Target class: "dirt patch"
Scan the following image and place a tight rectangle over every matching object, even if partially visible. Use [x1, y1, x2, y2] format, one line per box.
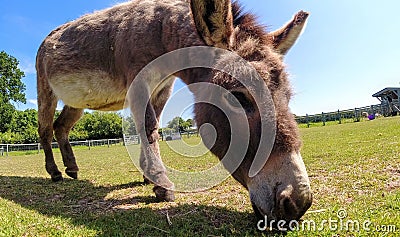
[385, 166, 400, 191]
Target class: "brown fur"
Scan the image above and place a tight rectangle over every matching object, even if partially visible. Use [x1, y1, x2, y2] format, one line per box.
[36, 0, 311, 222]
[268, 10, 309, 55]
[210, 2, 302, 154]
[190, 0, 235, 48]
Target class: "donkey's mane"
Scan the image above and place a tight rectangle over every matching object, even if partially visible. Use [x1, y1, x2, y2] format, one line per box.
[231, 1, 268, 45]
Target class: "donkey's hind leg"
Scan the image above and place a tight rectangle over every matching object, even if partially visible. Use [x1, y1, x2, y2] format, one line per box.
[38, 80, 62, 181]
[53, 106, 83, 179]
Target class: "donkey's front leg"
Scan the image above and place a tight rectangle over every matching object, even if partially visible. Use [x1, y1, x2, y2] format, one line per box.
[140, 140, 175, 201]
[138, 104, 175, 202]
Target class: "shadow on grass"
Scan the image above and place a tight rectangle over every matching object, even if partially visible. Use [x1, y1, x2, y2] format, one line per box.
[0, 176, 285, 237]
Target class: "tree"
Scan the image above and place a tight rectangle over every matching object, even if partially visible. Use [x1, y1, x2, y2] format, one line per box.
[166, 117, 194, 133]
[9, 109, 38, 133]
[0, 51, 26, 133]
[73, 112, 123, 140]
[12, 109, 39, 143]
[0, 109, 39, 144]
[122, 115, 137, 135]
[167, 116, 185, 132]
[0, 101, 14, 133]
[184, 118, 194, 128]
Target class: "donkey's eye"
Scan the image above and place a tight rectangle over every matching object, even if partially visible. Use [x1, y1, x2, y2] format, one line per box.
[226, 91, 255, 113]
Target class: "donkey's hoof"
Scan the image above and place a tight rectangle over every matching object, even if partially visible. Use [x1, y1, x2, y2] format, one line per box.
[66, 171, 78, 179]
[51, 175, 64, 182]
[153, 186, 175, 202]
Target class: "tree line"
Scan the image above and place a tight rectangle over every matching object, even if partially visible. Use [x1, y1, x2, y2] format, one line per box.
[0, 109, 124, 144]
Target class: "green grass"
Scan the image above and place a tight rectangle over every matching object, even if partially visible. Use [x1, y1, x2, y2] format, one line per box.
[0, 117, 399, 236]
[298, 118, 368, 128]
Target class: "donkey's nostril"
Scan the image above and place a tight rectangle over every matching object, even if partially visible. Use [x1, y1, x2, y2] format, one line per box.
[276, 185, 313, 221]
[278, 195, 299, 220]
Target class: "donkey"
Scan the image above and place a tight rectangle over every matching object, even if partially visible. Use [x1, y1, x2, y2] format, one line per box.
[36, 0, 312, 222]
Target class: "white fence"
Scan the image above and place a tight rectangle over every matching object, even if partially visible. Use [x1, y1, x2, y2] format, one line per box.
[0, 138, 123, 156]
[123, 134, 140, 145]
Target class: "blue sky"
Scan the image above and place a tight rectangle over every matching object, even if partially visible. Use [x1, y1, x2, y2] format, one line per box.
[1, 0, 400, 123]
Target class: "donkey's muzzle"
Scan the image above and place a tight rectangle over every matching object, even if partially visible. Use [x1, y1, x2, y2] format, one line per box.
[251, 183, 312, 225]
[275, 183, 312, 221]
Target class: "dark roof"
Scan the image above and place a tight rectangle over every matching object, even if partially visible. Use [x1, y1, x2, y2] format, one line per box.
[372, 87, 400, 98]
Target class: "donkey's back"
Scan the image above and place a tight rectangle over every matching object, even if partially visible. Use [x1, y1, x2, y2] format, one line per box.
[37, 0, 202, 111]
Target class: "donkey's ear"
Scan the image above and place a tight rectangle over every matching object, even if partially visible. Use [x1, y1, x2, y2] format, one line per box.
[269, 11, 309, 55]
[190, 0, 235, 49]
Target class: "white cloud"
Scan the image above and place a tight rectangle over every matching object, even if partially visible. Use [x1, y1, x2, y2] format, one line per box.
[19, 60, 36, 75]
[28, 99, 38, 106]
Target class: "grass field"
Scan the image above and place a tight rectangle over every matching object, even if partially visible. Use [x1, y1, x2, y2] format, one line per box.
[0, 117, 399, 236]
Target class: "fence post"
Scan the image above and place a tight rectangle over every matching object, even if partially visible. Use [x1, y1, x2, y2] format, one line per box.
[6, 144, 9, 157]
[88, 140, 91, 150]
[38, 143, 40, 154]
[107, 139, 110, 148]
[354, 108, 360, 122]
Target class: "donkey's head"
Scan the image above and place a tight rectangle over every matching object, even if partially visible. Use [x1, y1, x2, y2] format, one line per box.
[190, 0, 312, 222]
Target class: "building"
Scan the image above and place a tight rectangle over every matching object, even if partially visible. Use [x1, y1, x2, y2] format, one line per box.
[372, 87, 400, 116]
